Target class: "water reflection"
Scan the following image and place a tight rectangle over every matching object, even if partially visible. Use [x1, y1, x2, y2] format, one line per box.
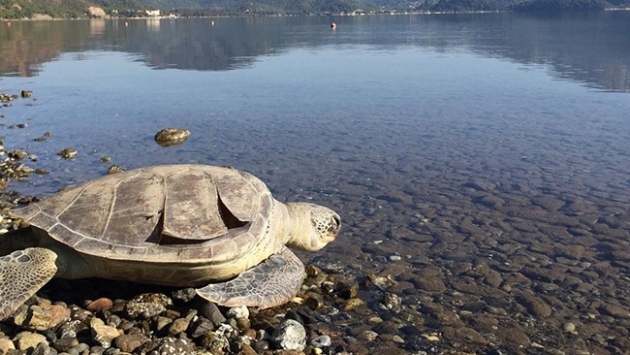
[0, 13, 629, 91]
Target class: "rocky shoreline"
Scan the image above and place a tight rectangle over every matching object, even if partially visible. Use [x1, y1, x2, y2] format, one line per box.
[1, 90, 630, 355]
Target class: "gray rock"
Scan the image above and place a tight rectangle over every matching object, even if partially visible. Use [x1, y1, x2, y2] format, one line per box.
[599, 303, 630, 319]
[226, 305, 249, 319]
[57, 147, 77, 159]
[357, 330, 379, 342]
[442, 326, 488, 346]
[172, 288, 197, 303]
[310, 335, 332, 348]
[190, 317, 215, 338]
[271, 319, 306, 351]
[52, 337, 78, 352]
[196, 301, 226, 326]
[30, 342, 52, 355]
[379, 293, 402, 313]
[516, 292, 552, 318]
[154, 128, 190, 147]
[8, 150, 28, 160]
[125, 293, 172, 319]
[59, 320, 88, 339]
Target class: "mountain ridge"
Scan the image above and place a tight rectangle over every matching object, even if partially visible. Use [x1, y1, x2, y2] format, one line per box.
[1, 0, 628, 20]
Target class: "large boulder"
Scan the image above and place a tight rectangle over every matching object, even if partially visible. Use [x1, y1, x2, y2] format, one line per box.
[88, 6, 107, 18]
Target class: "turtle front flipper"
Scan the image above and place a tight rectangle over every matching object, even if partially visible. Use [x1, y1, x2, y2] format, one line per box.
[196, 248, 305, 309]
[0, 248, 58, 321]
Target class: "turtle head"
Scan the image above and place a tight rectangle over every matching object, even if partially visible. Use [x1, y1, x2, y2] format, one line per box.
[284, 203, 340, 251]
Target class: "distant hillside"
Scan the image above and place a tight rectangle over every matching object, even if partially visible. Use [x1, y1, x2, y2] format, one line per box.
[1, 0, 627, 19]
[0, 0, 367, 18]
[511, 0, 608, 11]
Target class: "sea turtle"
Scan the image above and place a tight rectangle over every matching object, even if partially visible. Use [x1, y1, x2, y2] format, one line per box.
[0, 164, 340, 321]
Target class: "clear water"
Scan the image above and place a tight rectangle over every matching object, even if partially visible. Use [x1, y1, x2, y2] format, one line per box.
[1, 13, 630, 266]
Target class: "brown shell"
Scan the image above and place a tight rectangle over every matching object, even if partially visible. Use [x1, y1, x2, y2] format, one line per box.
[11, 165, 274, 263]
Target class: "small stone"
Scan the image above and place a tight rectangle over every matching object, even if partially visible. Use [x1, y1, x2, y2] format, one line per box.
[305, 265, 321, 277]
[252, 340, 270, 352]
[57, 148, 77, 159]
[14, 304, 70, 331]
[235, 317, 251, 332]
[517, 292, 552, 318]
[310, 335, 332, 348]
[86, 298, 114, 313]
[368, 316, 383, 324]
[226, 305, 249, 319]
[305, 293, 325, 310]
[8, 150, 28, 160]
[239, 343, 258, 355]
[357, 330, 379, 342]
[99, 156, 112, 163]
[0, 337, 16, 353]
[157, 337, 193, 354]
[336, 281, 359, 299]
[196, 301, 226, 326]
[190, 317, 215, 338]
[53, 337, 79, 352]
[271, 319, 306, 351]
[13, 332, 47, 351]
[114, 333, 150, 353]
[202, 325, 231, 353]
[343, 298, 364, 311]
[599, 303, 630, 319]
[392, 335, 405, 343]
[125, 293, 172, 319]
[442, 326, 487, 345]
[21, 90, 32, 98]
[172, 288, 197, 303]
[168, 318, 190, 336]
[379, 293, 402, 313]
[563, 322, 577, 334]
[389, 255, 402, 261]
[90, 318, 121, 348]
[367, 274, 397, 290]
[107, 165, 124, 174]
[155, 128, 190, 147]
[422, 333, 441, 342]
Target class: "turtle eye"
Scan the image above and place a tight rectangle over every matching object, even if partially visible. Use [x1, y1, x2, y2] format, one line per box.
[330, 215, 340, 231]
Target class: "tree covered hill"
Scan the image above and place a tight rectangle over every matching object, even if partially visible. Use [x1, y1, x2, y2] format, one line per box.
[0, 0, 628, 19]
[0, 0, 369, 18]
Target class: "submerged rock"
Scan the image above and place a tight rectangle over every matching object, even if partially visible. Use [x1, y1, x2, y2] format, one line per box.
[154, 128, 190, 147]
[57, 148, 77, 159]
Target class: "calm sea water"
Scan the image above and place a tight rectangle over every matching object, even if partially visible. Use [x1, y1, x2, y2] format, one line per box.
[0, 13, 629, 264]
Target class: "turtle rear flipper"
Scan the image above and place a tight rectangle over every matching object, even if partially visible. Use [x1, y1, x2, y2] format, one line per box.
[0, 248, 58, 320]
[196, 248, 305, 309]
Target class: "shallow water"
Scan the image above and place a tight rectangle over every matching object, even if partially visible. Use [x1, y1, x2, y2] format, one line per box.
[1, 13, 630, 352]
